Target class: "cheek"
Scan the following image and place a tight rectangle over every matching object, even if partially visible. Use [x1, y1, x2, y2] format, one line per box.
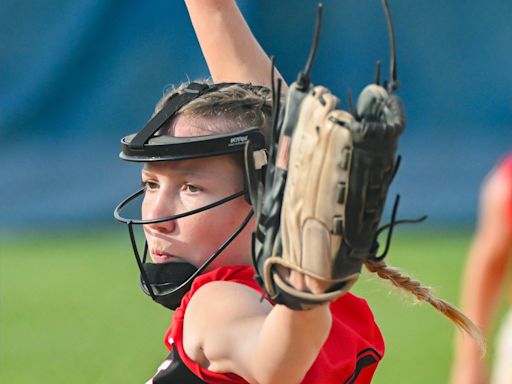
[141, 196, 149, 220]
[209, 200, 251, 235]
[188, 211, 226, 237]
[186, 201, 248, 239]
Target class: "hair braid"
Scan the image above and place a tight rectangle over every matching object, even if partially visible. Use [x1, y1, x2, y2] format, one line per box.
[364, 258, 485, 351]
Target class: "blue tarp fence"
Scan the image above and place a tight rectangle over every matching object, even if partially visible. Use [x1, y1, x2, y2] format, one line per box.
[1, 0, 511, 228]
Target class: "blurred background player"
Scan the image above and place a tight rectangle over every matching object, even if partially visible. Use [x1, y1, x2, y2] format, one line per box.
[451, 154, 512, 384]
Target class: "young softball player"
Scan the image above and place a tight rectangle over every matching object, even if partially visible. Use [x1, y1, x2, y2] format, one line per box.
[451, 154, 512, 384]
[114, 1, 482, 383]
[116, 80, 386, 383]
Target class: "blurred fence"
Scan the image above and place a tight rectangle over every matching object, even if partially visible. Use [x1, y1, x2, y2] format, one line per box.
[1, 0, 511, 229]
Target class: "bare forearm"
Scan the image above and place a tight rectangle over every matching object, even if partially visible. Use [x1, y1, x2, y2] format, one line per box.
[459, 252, 506, 361]
[185, 0, 286, 87]
[250, 304, 332, 384]
[451, 171, 512, 384]
[460, 238, 508, 332]
[451, 237, 509, 384]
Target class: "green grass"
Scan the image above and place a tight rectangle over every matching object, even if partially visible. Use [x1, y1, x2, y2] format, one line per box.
[352, 229, 474, 383]
[0, 229, 171, 383]
[0, 227, 489, 383]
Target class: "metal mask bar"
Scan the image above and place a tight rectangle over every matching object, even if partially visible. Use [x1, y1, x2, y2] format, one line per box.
[114, 189, 246, 225]
[153, 209, 255, 290]
[127, 209, 254, 300]
[128, 221, 156, 300]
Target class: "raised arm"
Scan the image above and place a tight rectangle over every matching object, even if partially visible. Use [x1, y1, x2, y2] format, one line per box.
[451, 166, 512, 384]
[184, 0, 286, 88]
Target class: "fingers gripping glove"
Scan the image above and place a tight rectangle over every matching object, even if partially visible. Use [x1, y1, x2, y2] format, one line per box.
[249, 81, 405, 310]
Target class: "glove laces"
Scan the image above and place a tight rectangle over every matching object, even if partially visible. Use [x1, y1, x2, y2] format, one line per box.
[369, 194, 427, 261]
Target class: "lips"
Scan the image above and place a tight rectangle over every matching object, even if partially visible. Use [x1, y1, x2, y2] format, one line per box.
[152, 250, 179, 264]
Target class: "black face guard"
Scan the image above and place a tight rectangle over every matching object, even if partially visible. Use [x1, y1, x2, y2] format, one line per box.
[114, 82, 268, 310]
[121, 82, 267, 162]
[114, 189, 254, 310]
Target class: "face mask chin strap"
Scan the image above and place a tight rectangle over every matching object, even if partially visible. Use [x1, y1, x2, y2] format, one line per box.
[127, 221, 157, 300]
[118, 189, 254, 302]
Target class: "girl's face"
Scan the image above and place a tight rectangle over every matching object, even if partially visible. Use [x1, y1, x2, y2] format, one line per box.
[141, 155, 254, 270]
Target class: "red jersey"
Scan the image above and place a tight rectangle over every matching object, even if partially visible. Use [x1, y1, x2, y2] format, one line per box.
[151, 265, 384, 383]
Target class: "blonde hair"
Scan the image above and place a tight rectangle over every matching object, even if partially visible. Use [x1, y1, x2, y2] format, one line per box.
[154, 81, 273, 142]
[364, 258, 485, 351]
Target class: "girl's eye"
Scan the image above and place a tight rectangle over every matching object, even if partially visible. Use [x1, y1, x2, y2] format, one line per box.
[141, 180, 159, 191]
[183, 183, 200, 193]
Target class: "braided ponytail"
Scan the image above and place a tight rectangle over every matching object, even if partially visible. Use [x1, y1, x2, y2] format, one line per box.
[364, 258, 485, 351]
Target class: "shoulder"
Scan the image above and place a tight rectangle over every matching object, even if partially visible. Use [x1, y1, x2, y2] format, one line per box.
[482, 154, 512, 201]
[188, 279, 272, 318]
[183, 265, 271, 328]
[480, 158, 512, 227]
[496, 154, 512, 176]
[181, 265, 272, 369]
[483, 158, 512, 203]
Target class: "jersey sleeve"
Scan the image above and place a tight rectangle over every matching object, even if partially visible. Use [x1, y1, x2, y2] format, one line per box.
[302, 293, 385, 384]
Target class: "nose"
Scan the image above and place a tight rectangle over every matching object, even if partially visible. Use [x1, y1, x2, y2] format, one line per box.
[142, 192, 177, 234]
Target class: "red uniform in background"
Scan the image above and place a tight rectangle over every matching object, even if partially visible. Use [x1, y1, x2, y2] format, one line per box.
[150, 265, 384, 384]
[497, 154, 512, 235]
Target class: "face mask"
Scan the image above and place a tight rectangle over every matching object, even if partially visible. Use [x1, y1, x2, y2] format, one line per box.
[115, 82, 268, 310]
[115, 187, 254, 310]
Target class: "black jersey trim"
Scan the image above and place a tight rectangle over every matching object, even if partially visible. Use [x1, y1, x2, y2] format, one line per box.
[152, 348, 206, 384]
[356, 347, 382, 360]
[342, 348, 382, 384]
